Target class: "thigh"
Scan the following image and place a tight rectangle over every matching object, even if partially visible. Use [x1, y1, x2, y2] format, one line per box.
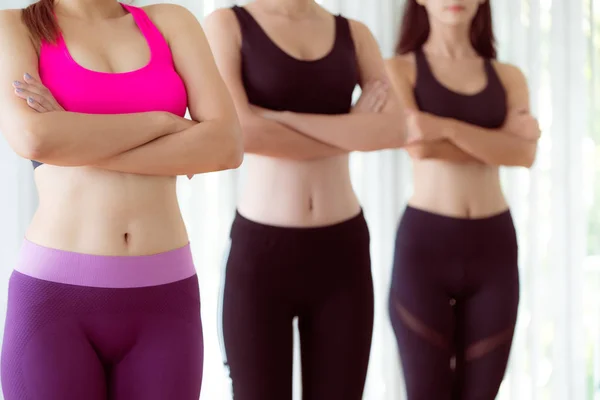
[457, 261, 519, 400]
[389, 243, 456, 400]
[220, 236, 295, 400]
[110, 276, 204, 400]
[1, 273, 106, 400]
[110, 315, 203, 400]
[298, 242, 373, 400]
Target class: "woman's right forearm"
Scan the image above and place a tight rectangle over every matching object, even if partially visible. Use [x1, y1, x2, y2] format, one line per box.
[242, 114, 347, 160]
[406, 140, 485, 163]
[25, 111, 178, 166]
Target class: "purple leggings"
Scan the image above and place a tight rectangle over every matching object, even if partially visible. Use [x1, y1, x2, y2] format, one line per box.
[1, 241, 203, 400]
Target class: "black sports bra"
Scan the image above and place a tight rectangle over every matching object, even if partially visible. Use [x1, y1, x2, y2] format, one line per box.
[231, 6, 359, 115]
[413, 48, 507, 128]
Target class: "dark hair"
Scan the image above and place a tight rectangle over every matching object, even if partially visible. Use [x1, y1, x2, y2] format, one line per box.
[22, 0, 60, 44]
[395, 0, 497, 59]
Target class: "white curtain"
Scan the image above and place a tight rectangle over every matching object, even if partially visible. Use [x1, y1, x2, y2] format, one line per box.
[0, 1, 597, 399]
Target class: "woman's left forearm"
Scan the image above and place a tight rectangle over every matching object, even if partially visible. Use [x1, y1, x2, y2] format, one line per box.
[443, 118, 537, 168]
[273, 111, 406, 152]
[94, 119, 243, 176]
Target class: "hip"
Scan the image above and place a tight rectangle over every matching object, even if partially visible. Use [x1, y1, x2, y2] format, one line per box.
[225, 210, 372, 297]
[391, 206, 519, 291]
[14, 239, 196, 288]
[394, 206, 518, 263]
[410, 162, 507, 218]
[228, 210, 370, 270]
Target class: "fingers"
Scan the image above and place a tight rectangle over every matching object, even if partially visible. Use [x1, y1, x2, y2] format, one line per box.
[14, 88, 52, 112]
[358, 80, 389, 112]
[26, 96, 48, 113]
[370, 81, 389, 112]
[14, 73, 46, 96]
[23, 72, 37, 84]
[13, 73, 64, 111]
[354, 82, 373, 109]
[361, 83, 378, 110]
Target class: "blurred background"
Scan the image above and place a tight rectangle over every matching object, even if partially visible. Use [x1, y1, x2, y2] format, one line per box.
[0, 0, 598, 399]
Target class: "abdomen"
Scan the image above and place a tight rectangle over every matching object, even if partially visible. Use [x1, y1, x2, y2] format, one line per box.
[27, 166, 188, 255]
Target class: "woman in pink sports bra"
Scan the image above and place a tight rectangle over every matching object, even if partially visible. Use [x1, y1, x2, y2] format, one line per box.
[0, 0, 242, 399]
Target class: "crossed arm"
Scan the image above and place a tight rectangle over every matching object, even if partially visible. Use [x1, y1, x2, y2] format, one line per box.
[0, 5, 243, 176]
[385, 55, 539, 168]
[204, 8, 348, 161]
[204, 10, 406, 159]
[257, 20, 406, 152]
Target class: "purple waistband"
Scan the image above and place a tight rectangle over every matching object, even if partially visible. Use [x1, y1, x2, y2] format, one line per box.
[15, 240, 196, 288]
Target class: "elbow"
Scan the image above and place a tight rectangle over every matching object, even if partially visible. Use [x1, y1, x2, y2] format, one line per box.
[501, 152, 536, 168]
[9, 118, 50, 161]
[184, 117, 244, 174]
[406, 145, 431, 160]
[515, 145, 538, 168]
[375, 114, 408, 151]
[219, 118, 245, 170]
[228, 133, 244, 169]
[238, 117, 263, 155]
[520, 155, 536, 169]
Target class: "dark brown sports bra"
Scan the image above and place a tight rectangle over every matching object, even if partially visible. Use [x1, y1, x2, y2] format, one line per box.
[413, 48, 507, 128]
[231, 6, 359, 115]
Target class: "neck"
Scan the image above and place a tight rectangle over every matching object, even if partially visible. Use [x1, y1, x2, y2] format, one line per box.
[425, 21, 476, 58]
[257, 0, 316, 17]
[54, 0, 124, 19]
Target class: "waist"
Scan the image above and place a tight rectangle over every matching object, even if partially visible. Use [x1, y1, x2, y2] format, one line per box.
[238, 155, 360, 226]
[231, 209, 368, 242]
[410, 161, 507, 218]
[396, 206, 517, 257]
[15, 239, 196, 288]
[30, 168, 187, 254]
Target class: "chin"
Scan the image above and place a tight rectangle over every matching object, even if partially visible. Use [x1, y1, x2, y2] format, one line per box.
[440, 15, 473, 26]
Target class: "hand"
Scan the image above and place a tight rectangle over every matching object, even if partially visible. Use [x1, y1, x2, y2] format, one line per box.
[504, 108, 541, 140]
[13, 73, 64, 112]
[352, 80, 389, 114]
[404, 108, 446, 144]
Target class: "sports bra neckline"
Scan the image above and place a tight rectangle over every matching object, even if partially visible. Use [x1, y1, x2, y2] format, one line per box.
[234, 5, 340, 64]
[415, 48, 493, 98]
[51, 3, 154, 76]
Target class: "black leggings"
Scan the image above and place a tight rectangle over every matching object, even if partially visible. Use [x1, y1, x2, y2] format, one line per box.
[389, 206, 519, 400]
[220, 211, 373, 400]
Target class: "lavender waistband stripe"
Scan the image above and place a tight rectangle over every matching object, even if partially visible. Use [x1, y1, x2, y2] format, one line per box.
[15, 240, 196, 288]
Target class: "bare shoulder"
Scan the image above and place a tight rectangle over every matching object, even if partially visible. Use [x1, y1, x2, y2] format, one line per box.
[0, 9, 36, 54]
[0, 8, 23, 22]
[386, 53, 416, 85]
[347, 18, 377, 47]
[0, 9, 28, 37]
[204, 6, 237, 26]
[143, 3, 194, 21]
[203, 7, 241, 43]
[492, 61, 528, 90]
[142, 4, 200, 40]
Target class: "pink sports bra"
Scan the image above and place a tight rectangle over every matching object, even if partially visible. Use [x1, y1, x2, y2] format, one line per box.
[34, 4, 187, 168]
